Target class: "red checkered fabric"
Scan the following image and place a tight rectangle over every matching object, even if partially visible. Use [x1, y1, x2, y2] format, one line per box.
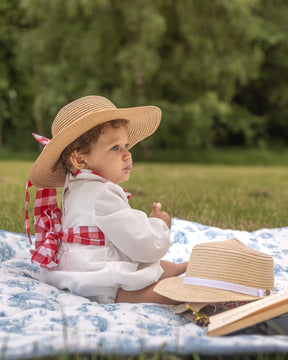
[32, 133, 51, 146]
[25, 180, 105, 269]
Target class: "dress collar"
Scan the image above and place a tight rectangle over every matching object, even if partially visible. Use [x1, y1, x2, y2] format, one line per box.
[65, 169, 131, 199]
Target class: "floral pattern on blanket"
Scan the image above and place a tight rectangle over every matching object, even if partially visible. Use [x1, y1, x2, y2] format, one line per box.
[0, 219, 287, 359]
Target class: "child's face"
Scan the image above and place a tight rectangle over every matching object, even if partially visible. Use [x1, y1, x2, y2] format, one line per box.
[80, 124, 132, 184]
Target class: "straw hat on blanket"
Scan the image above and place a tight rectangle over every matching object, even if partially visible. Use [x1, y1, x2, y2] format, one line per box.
[29, 95, 161, 188]
[154, 238, 275, 305]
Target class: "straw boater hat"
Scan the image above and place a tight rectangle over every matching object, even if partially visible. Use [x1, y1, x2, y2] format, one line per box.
[154, 238, 275, 303]
[29, 95, 161, 188]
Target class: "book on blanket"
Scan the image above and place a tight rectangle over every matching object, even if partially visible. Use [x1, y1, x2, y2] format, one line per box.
[206, 290, 288, 336]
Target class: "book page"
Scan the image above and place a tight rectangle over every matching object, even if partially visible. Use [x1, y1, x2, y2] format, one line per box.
[207, 291, 288, 334]
[207, 302, 288, 336]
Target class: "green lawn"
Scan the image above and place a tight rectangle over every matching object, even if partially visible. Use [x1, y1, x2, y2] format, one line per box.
[1, 160, 288, 234]
[127, 163, 288, 232]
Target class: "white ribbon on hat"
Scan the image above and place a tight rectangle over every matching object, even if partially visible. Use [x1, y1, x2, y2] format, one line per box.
[183, 276, 274, 297]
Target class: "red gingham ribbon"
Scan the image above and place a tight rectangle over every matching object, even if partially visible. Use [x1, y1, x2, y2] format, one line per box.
[32, 133, 51, 146]
[25, 181, 105, 269]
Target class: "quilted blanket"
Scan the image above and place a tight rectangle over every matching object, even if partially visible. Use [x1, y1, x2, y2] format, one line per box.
[0, 218, 287, 359]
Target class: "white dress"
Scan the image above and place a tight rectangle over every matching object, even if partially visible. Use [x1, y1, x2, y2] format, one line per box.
[40, 170, 170, 303]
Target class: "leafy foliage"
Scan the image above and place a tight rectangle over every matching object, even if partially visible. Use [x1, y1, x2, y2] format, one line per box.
[1, 0, 288, 155]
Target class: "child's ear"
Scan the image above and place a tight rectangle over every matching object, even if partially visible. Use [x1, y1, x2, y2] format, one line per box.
[70, 150, 87, 170]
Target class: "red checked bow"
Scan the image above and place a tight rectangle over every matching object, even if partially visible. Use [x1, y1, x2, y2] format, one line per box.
[25, 183, 106, 269]
[31, 187, 62, 268]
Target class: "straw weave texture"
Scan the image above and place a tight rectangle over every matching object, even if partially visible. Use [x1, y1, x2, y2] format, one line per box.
[154, 238, 274, 303]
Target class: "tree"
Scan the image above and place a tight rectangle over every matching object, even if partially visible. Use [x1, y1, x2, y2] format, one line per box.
[2, 0, 288, 154]
[151, 0, 266, 149]
[0, 0, 28, 149]
[16, 0, 164, 138]
[234, 0, 288, 147]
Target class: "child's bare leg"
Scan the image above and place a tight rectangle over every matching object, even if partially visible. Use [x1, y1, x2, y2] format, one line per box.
[115, 261, 187, 304]
[116, 282, 180, 304]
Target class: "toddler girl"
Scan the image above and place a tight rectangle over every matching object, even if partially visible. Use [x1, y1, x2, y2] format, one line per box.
[26, 95, 186, 304]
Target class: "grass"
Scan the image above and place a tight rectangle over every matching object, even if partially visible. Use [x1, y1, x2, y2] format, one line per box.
[1, 159, 288, 360]
[0, 160, 32, 233]
[127, 163, 288, 231]
[1, 160, 288, 234]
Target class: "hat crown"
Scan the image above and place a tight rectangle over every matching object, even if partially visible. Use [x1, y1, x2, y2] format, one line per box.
[186, 238, 274, 289]
[52, 96, 117, 138]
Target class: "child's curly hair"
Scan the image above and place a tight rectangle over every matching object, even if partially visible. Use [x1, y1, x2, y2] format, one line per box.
[59, 119, 128, 173]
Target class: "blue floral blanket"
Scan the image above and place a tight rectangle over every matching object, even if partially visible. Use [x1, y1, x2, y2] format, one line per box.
[1, 218, 287, 359]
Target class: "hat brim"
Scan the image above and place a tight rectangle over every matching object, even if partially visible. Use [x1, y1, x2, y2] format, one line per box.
[29, 105, 161, 188]
[154, 277, 264, 303]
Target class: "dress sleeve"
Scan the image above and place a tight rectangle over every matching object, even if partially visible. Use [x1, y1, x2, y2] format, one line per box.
[92, 182, 170, 262]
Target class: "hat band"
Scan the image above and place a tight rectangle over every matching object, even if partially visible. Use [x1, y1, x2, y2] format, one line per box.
[183, 276, 274, 297]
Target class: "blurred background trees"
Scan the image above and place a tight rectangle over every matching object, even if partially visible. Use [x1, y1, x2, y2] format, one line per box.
[1, 0, 288, 157]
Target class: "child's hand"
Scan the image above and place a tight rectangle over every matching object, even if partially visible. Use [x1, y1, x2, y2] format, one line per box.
[149, 202, 171, 229]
